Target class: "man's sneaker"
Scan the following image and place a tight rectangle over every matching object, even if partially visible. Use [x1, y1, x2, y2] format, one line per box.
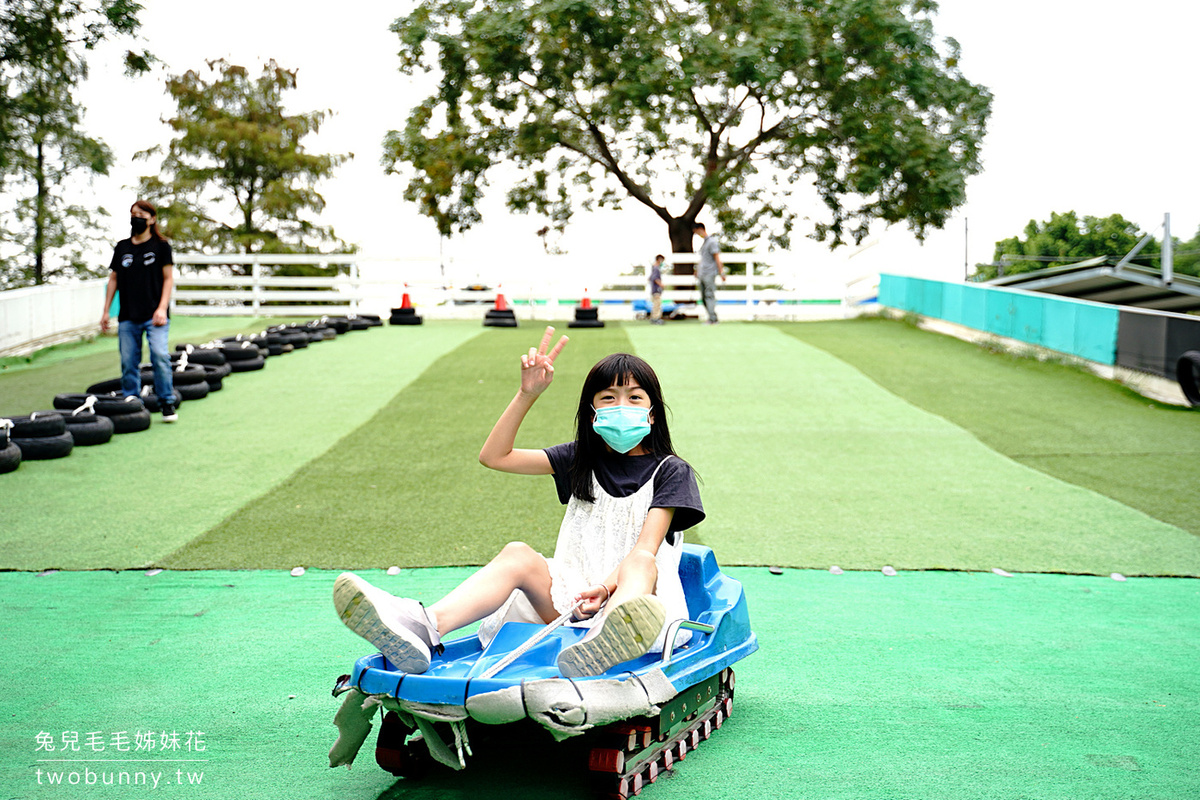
[160, 402, 178, 423]
[557, 595, 666, 678]
[333, 573, 443, 673]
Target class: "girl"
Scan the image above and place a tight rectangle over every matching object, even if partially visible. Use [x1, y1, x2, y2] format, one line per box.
[334, 326, 704, 678]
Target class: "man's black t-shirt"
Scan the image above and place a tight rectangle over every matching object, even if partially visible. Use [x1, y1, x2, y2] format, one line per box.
[109, 237, 173, 323]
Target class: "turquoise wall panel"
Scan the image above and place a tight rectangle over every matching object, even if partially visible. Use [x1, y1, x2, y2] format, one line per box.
[879, 274, 1118, 365]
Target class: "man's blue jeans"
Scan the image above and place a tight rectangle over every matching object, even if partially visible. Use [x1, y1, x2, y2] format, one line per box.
[118, 319, 175, 404]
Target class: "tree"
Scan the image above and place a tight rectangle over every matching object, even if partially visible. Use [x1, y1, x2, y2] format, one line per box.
[383, 0, 991, 266]
[1172, 226, 1200, 279]
[137, 59, 352, 275]
[0, 0, 152, 289]
[975, 211, 1162, 281]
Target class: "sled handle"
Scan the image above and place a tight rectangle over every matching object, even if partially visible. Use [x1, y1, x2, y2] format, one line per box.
[659, 620, 716, 667]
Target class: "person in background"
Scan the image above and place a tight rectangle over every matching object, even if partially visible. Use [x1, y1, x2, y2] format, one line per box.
[648, 253, 665, 325]
[692, 222, 725, 325]
[100, 200, 178, 422]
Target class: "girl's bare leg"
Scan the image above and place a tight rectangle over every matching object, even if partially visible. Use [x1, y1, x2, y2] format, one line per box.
[428, 542, 558, 635]
[604, 549, 658, 613]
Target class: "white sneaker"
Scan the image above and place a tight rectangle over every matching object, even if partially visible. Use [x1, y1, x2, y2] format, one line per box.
[333, 573, 442, 673]
[557, 596, 666, 678]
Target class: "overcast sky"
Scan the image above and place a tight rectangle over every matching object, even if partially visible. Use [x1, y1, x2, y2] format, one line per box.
[74, 0, 1200, 291]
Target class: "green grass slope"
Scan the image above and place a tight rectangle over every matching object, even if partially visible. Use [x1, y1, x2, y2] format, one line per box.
[0, 322, 482, 569]
[781, 316, 1200, 537]
[164, 324, 631, 569]
[627, 323, 1200, 575]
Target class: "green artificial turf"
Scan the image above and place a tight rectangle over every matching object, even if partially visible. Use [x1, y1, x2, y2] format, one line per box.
[164, 323, 632, 569]
[779, 316, 1200, 537]
[627, 323, 1200, 576]
[3, 567, 1196, 800]
[4, 319, 1199, 576]
[0, 322, 483, 569]
[0, 316, 302, 417]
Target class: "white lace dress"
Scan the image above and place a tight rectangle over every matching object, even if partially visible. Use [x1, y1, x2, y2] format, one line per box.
[478, 456, 689, 653]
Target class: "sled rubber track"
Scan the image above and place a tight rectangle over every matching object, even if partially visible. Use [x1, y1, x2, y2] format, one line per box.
[587, 668, 736, 799]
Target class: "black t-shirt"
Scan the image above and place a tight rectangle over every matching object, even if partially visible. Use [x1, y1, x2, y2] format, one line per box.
[109, 237, 174, 323]
[544, 442, 705, 542]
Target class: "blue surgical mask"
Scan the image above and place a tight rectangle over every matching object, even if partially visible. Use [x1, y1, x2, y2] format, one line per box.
[592, 405, 652, 453]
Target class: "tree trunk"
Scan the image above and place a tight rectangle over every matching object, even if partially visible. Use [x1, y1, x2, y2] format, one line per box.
[668, 217, 696, 276]
[34, 140, 46, 284]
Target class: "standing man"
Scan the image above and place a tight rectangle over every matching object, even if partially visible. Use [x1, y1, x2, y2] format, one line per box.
[100, 200, 178, 422]
[692, 222, 725, 325]
[648, 253, 665, 325]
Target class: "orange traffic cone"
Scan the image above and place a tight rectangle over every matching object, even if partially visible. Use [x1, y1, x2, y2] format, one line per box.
[484, 286, 518, 327]
[570, 287, 604, 328]
[390, 284, 423, 325]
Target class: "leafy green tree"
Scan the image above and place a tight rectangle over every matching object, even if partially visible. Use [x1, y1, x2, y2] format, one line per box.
[137, 59, 352, 275]
[976, 211, 1162, 281]
[384, 0, 991, 267]
[1172, 226, 1200, 279]
[0, 0, 151, 289]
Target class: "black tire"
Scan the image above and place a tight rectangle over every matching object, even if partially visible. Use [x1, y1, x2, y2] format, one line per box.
[62, 414, 115, 446]
[171, 364, 209, 386]
[0, 442, 20, 473]
[173, 346, 227, 366]
[86, 377, 124, 395]
[140, 364, 207, 386]
[347, 318, 372, 331]
[390, 314, 424, 325]
[177, 381, 210, 401]
[1178, 351, 1200, 408]
[574, 307, 600, 321]
[14, 431, 74, 460]
[111, 408, 151, 433]
[56, 393, 146, 416]
[11, 412, 67, 438]
[228, 354, 266, 372]
[568, 319, 606, 328]
[196, 364, 227, 390]
[306, 323, 336, 339]
[322, 317, 351, 334]
[220, 342, 262, 361]
[221, 334, 268, 347]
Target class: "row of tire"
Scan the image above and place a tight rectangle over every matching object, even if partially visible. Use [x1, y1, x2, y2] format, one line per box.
[0, 314, 383, 474]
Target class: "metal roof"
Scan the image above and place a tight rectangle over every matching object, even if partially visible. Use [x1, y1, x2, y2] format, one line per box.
[986, 257, 1200, 313]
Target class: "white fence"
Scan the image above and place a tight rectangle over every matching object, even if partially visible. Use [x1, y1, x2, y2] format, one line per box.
[0, 278, 108, 357]
[171, 253, 872, 322]
[0, 254, 880, 356]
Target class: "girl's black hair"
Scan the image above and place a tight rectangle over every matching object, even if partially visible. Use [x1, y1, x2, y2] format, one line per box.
[131, 199, 168, 241]
[569, 353, 677, 503]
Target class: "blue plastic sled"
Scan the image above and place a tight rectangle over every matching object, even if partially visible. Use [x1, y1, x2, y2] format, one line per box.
[330, 544, 757, 795]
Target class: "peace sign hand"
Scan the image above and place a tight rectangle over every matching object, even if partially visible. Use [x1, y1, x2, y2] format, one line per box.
[520, 326, 569, 397]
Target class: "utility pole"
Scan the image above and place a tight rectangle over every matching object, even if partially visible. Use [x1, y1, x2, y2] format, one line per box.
[1163, 212, 1174, 284]
[964, 217, 970, 280]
